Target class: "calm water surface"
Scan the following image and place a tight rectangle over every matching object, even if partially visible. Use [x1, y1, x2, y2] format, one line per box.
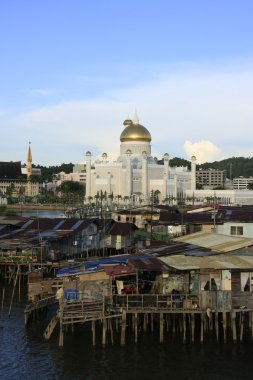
[1, 285, 253, 380]
[19, 210, 64, 218]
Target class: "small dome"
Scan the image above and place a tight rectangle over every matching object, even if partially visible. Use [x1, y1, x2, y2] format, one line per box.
[123, 118, 132, 126]
[120, 119, 151, 142]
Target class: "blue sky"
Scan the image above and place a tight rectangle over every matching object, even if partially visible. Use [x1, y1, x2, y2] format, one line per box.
[1, 0, 253, 165]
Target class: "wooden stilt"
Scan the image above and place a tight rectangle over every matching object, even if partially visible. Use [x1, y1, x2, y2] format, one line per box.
[222, 312, 227, 343]
[131, 314, 135, 330]
[240, 312, 244, 342]
[102, 318, 107, 347]
[143, 313, 148, 332]
[191, 313, 195, 343]
[92, 320, 96, 346]
[120, 311, 126, 346]
[172, 314, 176, 338]
[166, 314, 169, 332]
[200, 313, 204, 344]
[183, 313, 186, 344]
[159, 313, 164, 343]
[18, 266, 21, 303]
[232, 311, 237, 343]
[251, 311, 253, 340]
[134, 313, 138, 343]
[59, 324, 64, 347]
[109, 319, 114, 345]
[215, 312, 219, 342]
[209, 312, 213, 331]
[151, 313, 154, 333]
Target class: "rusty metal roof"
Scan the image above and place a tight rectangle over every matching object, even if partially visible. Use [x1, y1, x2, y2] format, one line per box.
[108, 222, 137, 236]
[128, 256, 170, 272]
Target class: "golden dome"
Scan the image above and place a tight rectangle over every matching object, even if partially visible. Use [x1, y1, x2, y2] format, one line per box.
[120, 119, 151, 143]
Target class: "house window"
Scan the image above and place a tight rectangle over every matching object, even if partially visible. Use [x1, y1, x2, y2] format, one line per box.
[231, 226, 243, 236]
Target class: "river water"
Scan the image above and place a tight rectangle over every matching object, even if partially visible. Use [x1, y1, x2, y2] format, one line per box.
[1, 284, 253, 380]
[18, 210, 65, 218]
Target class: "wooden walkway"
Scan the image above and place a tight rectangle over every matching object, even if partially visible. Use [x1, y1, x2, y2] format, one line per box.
[24, 293, 253, 347]
[24, 296, 57, 325]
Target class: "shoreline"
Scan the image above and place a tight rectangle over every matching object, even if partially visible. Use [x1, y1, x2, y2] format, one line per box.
[6, 204, 65, 211]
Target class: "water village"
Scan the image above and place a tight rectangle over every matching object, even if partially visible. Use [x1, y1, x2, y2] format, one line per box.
[1, 203, 253, 347]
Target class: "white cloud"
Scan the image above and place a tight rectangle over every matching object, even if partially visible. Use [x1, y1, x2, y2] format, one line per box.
[183, 140, 221, 164]
[23, 88, 55, 97]
[1, 60, 253, 165]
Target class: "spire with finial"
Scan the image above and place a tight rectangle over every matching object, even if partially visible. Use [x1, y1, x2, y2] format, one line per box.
[27, 142, 32, 180]
[27, 141, 32, 163]
[133, 109, 139, 125]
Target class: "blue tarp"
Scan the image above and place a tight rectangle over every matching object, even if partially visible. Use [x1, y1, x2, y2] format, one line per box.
[56, 255, 149, 277]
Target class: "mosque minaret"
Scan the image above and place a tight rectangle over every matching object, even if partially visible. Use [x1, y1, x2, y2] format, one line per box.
[85, 112, 196, 204]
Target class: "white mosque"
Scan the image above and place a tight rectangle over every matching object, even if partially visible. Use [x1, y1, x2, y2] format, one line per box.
[85, 112, 197, 205]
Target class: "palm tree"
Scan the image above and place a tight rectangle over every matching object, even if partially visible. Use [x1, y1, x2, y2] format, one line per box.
[123, 196, 130, 205]
[87, 196, 93, 204]
[116, 195, 122, 206]
[108, 192, 114, 204]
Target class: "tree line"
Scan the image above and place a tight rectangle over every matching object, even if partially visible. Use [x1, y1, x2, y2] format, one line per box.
[158, 156, 253, 179]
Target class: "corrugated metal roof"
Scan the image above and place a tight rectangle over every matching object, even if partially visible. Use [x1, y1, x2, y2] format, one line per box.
[174, 231, 253, 252]
[128, 257, 170, 272]
[108, 222, 137, 236]
[159, 254, 253, 270]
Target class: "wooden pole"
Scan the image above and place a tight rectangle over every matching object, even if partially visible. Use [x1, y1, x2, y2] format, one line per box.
[109, 318, 114, 345]
[120, 311, 126, 346]
[0, 287, 5, 328]
[102, 318, 107, 347]
[143, 313, 148, 332]
[191, 313, 195, 343]
[232, 311, 237, 343]
[251, 311, 253, 341]
[18, 266, 21, 303]
[151, 313, 154, 333]
[92, 320, 96, 346]
[222, 312, 227, 343]
[159, 313, 164, 343]
[215, 312, 219, 342]
[59, 324, 64, 347]
[183, 313, 186, 344]
[59, 300, 64, 347]
[240, 312, 244, 342]
[134, 313, 138, 343]
[200, 313, 204, 344]
[8, 268, 19, 318]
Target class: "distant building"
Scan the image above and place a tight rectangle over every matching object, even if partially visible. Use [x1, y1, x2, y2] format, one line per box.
[233, 177, 253, 190]
[52, 171, 86, 186]
[196, 169, 226, 189]
[0, 144, 42, 202]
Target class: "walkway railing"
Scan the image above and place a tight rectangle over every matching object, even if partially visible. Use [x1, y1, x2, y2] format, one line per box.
[112, 294, 200, 312]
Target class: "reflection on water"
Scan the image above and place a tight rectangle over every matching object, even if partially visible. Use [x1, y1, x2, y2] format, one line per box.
[1, 285, 253, 380]
[18, 210, 65, 218]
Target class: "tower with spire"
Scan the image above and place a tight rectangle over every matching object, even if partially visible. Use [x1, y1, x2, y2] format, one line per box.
[27, 142, 32, 197]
